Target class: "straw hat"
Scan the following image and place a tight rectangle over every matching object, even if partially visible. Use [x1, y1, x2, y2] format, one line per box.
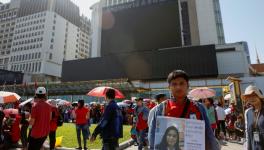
[242, 85, 264, 100]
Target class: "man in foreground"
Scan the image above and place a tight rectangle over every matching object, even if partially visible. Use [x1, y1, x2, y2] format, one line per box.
[148, 70, 219, 150]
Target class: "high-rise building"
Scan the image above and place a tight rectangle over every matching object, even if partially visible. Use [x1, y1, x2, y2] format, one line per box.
[0, 0, 20, 70]
[78, 15, 91, 59]
[90, 0, 226, 57]
[1, 0, 91, 82]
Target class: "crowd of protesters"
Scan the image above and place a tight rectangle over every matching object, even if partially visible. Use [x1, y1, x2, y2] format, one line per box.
[0, 70, 263, 150]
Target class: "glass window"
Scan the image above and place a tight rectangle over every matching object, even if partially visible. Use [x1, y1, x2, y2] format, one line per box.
[38, 62, 41, 72]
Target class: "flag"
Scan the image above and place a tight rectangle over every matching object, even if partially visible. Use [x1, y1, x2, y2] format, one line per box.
[34, 80, 38, 90]
[2, 81, 6, 91]
[46, 80, 49, 98]
[13, 79, 16, 92]
[23, 82, 27, 96]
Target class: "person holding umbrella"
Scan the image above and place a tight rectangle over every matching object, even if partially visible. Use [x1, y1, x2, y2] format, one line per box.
[90, 88, 123, 150]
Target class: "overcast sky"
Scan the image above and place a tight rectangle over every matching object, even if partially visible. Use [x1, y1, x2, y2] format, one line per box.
[1, 0, 263, 64]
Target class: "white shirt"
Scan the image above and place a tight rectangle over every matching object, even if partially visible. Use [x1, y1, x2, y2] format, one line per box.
[215, 106, 226, 121]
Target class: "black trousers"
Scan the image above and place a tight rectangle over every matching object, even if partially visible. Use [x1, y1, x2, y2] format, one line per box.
[28, 136, 47, 150]
[102, 138, 119, 150]
[217, 120, 226, 136]
[20, 125, 28, 148]
[49, 131, 56, 150]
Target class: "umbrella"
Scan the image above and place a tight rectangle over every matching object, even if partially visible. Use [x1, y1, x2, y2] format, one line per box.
[56, 99, 71, 106]
[224, 94, 231, 100]
[3, 108, 19, 117]
[117, 102, 130, 107]
[189, 88, 216, 100]
[123, 100, 132, 104]
[225, 108, 231, 115]
[72, 101, 78, 107]
[19, 98, 34, 107]
[87, 86, 125, 99]
[0, 91, 21, 104]
[143, 99, 151, 103]
[89, 102, 97, 105]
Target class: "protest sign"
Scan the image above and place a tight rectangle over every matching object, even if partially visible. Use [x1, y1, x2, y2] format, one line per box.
[155, 116, 205, 150]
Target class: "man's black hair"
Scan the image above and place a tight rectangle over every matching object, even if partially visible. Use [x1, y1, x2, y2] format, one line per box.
[78, 99, 85, 108]
[35, 94, 46, 99]
[155, 94, 166, 101]
[106, 88, 116, 99]
[167, 70, 189, 84]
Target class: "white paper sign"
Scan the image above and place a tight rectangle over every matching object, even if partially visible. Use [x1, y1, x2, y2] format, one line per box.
[155, 116, 205, 150]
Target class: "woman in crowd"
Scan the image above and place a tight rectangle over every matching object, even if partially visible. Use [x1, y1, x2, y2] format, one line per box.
[234, 115, 244, 142]
[49, 100, 59, 150]
[243, 85, 264, 149]
[20, 102, 32, 150]
[204, 98, 218, 134]
[75, 100, 90, 150]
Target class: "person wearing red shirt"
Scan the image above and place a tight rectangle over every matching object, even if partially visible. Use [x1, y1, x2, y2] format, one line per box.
[148, 70, 219, 150]
[134, 98, 149, 150]
[48, 100, 59, 150]
[28, 87, 52, 150]
[10, 113, 21, 145]
[75, 100, 90, 150]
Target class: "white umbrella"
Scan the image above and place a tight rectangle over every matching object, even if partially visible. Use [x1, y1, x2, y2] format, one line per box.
[56, 99, 71, 106]
[19, 98, 34, 107]
[0, 91, 21, 104]
[224, 94, 231, 100]
[225, 108, 231, 115]
[189, 88, 216, 100]
[117, 102, 129, 107]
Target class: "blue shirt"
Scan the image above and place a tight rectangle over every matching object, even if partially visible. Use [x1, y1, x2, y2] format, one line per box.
[92, 100, 123, 139]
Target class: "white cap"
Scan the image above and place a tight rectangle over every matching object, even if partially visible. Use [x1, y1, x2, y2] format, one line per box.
[242, 85, 264, 99]
[35, 87, 46, 95]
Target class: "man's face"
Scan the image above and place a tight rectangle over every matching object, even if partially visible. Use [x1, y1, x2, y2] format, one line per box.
[204, 99, 211, 107]
[159, 96, 167, 103]
[137, 100, 143, 106]
[169, 77, 188, 99]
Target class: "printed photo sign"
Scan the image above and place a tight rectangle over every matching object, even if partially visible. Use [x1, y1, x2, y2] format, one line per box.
[155, 116, 205, 150]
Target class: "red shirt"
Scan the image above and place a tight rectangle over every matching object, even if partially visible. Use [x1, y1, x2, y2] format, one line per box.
[75, 107, 89, 125]
[165, 99, 201, 119]
[31, 100, 52, 138]
[136, 112, 148, 130]
[50, 106, 59, 131]
[148, 102, 156, 110]
[11, 114, 21, 142]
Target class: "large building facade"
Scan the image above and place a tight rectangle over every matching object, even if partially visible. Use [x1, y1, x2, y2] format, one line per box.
[90, 0, 225, 57]
[0, 0, 20, 70]
[0, 0, 91, 82]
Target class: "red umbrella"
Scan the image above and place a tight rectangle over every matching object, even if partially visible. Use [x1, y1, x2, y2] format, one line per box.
[87, 86, 125, 99]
